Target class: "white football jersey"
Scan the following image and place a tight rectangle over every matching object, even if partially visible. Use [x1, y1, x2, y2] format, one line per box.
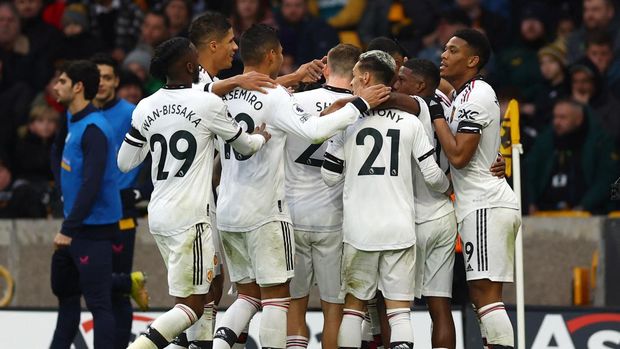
[286, 85, 352, 232]
[217, 85, 363, 232]
[130, 87, 245, 236]
[447, 77, 519, 221]
[323, 108, 449, 251]
[411, 95, 454, 223]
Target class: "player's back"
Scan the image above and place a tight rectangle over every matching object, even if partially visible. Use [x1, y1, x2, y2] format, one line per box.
[132, 87, 224, 235]
[448, 78, 518, 220]
[340, 107, 423, 251]
[217, 85, 292, 232]
[285, 86, 351, 232]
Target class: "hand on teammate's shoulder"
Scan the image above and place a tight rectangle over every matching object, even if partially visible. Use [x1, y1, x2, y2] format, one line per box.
[357, 84, 391, 109]
[237, 71, 277, 94]
[253, 122, 272, 143]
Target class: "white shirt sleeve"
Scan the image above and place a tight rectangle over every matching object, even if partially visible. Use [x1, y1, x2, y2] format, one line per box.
[206, 97, 265, 156]
[321, 131, 346, 186]
[118, 127, 148, 173]
[455, 101, 490, 134]
[411, 119, 449, 193]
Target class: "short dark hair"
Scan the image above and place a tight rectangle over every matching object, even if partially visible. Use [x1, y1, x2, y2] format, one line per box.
[189, 11, 232, 46]
[90, 53, 119, 77]
[145, 10, 170, 29]
[586, 30, 613, 49]
[453, 28, 491, 71]
[357, 50, 396, 85]
[60, 60, 100, 100]
[367, 37, 403, 57]
[150, 37, 194, 81]
[403, 58, 440, 91]
[327, 44, 361, 79]
[239, 24, 280, 66]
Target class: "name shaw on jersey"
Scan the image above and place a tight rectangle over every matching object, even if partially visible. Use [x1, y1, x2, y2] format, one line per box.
[221, 89, 264, 110]
[141, 104, 200, 132]
[361, 108, 405, 123]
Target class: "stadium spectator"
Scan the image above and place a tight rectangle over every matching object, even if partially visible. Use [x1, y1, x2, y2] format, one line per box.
[453, 0, 508, 50]
[123, 48, 163, 95]
[55, 4, 104, 61]
[495, 3, 548, 116]
[569, 57, 620, 143]
[85, 0, 144, 62]
[134, 10, 170, 54]
[275, 0, 339, 72]
[418, 8, 472, 66]
[163, 0, 191, 37]
[526, 98, 620, 214]
[566, 0, 620, 64]
[231, 0, 276, 39]
[117, 69, 144, 105]
[585, 30, 620, 98]
[533, 43, 571, 132]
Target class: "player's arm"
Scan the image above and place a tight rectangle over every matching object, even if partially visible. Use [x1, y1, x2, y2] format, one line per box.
[276, 85, 390, 144]
[118, 126, 149, 172]
[412, 120, 451, 195]
[62, 125, 109, 237]
[276, 59, 325, 88]
[379, 92, 420, 116]
[209, 101, 270, 155]
[208, 71, 277, 96]
[321, 132, 346, 186]
[432, 102, 484, 169]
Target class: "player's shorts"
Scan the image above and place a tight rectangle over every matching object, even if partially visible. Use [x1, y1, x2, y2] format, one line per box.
[220, 221, 295, 287]
[414, 212, 457, 299]
[340, 243, 416, 302]
[209, 208, 223, 276]
[290, 229, 343, 304]
[458, 207, 521, 282]
[152, 223, 215, 298]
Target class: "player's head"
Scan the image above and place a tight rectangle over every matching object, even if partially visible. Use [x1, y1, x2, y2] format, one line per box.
[150, 37, 199, 84]
[324, 44, 361, 81]
[440, 28, 491, 82]
[367, 37, 406, 74]
[552, 98, 585, 136]
[189, 11, 237, 71]
[351, 50, 396, 94]
[54, 60, 100, 105]
[239, 24, 282, 79]
[90, 53, 120, 104]
[393, 58, 440, 98]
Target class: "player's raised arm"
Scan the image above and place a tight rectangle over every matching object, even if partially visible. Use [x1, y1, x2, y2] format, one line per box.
[118, 126, 149, 173]
[276, 58, 325, 88]
[379, 91, 421, 116]
[411, 118, 451, 194]
[208, 71, 277, 96]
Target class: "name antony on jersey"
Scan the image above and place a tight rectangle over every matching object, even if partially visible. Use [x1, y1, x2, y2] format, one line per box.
[361, 108, 406, 123]
[141, 104, 201, 131]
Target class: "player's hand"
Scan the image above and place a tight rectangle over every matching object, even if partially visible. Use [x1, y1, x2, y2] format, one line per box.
[490, 154, 506, 178]
[296, 59, 324, 83]
[236, 71, 277, 94]
[358, 84, 391, 109]
[444, 182, 454, 197]
[320, 97, 354, 116]
[53, 232, 72, 249]
[254, 123, 271, 143]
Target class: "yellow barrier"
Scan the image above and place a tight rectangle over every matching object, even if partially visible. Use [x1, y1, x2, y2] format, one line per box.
[0, 265, 14, 307]
[533, 210, 592, 218]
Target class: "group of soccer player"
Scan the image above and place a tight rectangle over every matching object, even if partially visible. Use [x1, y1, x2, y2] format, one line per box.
[118, 10, 521, 349]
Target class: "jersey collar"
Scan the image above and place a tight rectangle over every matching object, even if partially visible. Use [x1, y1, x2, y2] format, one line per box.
[322, 84, 352, 94]
[71, 103, 98, 123]
[199, 65, 214, 81]
[100, 97, 120, 111]
[454, 74, 484, 96]
[163, 84, 193, 89]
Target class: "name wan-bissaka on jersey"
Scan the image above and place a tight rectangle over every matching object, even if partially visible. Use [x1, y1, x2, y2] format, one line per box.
[142, 104, 201, 131]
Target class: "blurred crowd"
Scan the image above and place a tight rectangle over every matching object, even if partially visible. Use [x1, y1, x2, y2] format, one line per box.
[0, 0, 619, 217]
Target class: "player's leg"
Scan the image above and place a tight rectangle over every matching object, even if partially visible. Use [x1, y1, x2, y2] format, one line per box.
[379, 247, 416, 349]
[367, 295, 387, 349]
[462, 208, 520, 349]
[131, 224, 215, 349]
[338, 244, 379, 349]
[253, 222, 296, 349]
[421, 213, 457, 349]
[287, 229, 313, 349]
[72, 237, 116, 348]
[213, 231, 261, 349]
[313, 231, 344, 349]
[111, 223, 138, 349]
[50, 247, 81, 349]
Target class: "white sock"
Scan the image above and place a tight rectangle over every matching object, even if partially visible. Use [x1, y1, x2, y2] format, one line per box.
[367, 298, 384, 349]
[232, 324, 249, 349]
[473, 304, 489, 349]
[213, 294, 261, 349]
[260, 297, 290, 348]
[187, 302, 215, 345]
[286, 335, 308, 348]
[361, 312, 373, 346]
[129, 304, 197, 349]
[386, 308, 413, 348]
[478, 302, 514, 347]
[338, 309, 365, 348]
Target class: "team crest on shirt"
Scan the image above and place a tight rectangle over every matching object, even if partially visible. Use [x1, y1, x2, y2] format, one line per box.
[293, 103, 311, 123]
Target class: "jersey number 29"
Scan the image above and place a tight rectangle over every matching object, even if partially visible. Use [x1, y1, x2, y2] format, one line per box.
[150, 130, 197, 180]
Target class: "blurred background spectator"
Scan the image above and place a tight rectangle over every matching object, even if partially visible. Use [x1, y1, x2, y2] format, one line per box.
[231, 0, 276, 39]
[163, 0, 191, 37]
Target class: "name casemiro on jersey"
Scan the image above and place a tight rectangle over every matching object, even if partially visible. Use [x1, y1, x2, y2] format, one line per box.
[141, 104, 201, 132]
